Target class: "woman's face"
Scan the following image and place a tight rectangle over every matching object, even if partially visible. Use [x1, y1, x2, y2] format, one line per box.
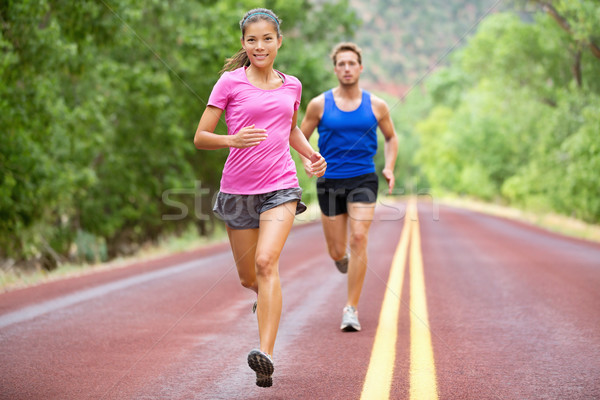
[242, 20, 282, 69]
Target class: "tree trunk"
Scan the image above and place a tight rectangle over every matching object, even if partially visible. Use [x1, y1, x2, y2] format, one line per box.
[540, 1, 600, 60]
[572, 50, 582, 87]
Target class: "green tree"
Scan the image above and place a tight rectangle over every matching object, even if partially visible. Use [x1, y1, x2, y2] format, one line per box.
[415, 5, 600, 222]
[0, 0, 359, 269]
[523, 0, 600, 87]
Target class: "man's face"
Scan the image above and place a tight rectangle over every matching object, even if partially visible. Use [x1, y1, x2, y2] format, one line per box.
[334, 50, 362, 86]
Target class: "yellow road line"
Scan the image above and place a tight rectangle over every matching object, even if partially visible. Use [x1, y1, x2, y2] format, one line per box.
[361, 199, 439, 399]
[360, 205, 412, 400]
[409, 201, 439, 400]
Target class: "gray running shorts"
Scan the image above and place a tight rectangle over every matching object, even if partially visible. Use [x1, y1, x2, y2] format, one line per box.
[212, 187, 307, 230]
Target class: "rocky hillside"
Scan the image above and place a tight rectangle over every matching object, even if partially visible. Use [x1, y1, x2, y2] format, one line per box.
[348, 0, 510, 96]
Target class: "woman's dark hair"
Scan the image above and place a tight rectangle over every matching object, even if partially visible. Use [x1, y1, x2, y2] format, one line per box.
[220, 8, 282, 73]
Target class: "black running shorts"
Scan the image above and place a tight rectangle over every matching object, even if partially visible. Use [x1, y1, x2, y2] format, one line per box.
[316, 172, 378, 216]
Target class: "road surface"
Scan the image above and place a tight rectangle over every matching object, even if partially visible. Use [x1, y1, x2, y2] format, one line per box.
[1, 200, 599, 399]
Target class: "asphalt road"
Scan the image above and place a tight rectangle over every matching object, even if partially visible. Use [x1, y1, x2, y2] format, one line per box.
[1, 200, 599, 399]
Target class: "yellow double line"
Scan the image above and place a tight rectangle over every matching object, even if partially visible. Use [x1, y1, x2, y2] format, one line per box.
[361, 198, 438, 400]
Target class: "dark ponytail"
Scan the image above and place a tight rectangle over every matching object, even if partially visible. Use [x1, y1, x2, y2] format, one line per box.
[220, 8, 281, 73]
[220, 49, 250, 74]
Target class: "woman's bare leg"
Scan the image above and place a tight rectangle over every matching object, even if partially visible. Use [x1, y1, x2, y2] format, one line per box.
[254, 202, 297, 356]
[226, 227, 259, 294]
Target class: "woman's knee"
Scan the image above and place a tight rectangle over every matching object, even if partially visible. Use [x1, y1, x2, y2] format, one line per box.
[255, 252, 278, 277]
[239, 277, 256, 289]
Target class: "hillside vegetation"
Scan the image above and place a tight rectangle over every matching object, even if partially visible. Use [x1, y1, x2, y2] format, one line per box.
[357, 0, 600, 224]
[349, 0, 508, 91]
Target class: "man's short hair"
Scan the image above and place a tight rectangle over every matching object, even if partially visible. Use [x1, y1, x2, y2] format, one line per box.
[330, 42, 362, 65]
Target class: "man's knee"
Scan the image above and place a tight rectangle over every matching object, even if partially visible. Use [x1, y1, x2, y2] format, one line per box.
[349, 230, 368, 249]
[328, 245, 347, 261]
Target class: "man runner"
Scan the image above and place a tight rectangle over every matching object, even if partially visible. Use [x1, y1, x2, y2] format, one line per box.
[300, 42, 399, 331]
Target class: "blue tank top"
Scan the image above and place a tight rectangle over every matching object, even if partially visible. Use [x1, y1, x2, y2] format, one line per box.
[318, 90, 378, 179]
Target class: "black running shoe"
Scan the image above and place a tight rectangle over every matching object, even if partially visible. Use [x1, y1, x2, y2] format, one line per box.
[335, 252, 349, 274]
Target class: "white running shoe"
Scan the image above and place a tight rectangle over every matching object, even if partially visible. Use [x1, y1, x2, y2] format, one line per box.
[340, 305, 361, 332]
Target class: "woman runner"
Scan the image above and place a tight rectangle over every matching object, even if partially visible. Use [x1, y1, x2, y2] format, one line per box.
[193, 8, 326, 388]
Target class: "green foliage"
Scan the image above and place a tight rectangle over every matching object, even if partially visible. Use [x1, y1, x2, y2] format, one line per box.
[415, 106, 459, 192]
[381, 91, 433, 194]
[415, 3, 600, 223]
[0, 0, 358, 266]
[526, 0, 600, 47]
[502, 90, 600, 220]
